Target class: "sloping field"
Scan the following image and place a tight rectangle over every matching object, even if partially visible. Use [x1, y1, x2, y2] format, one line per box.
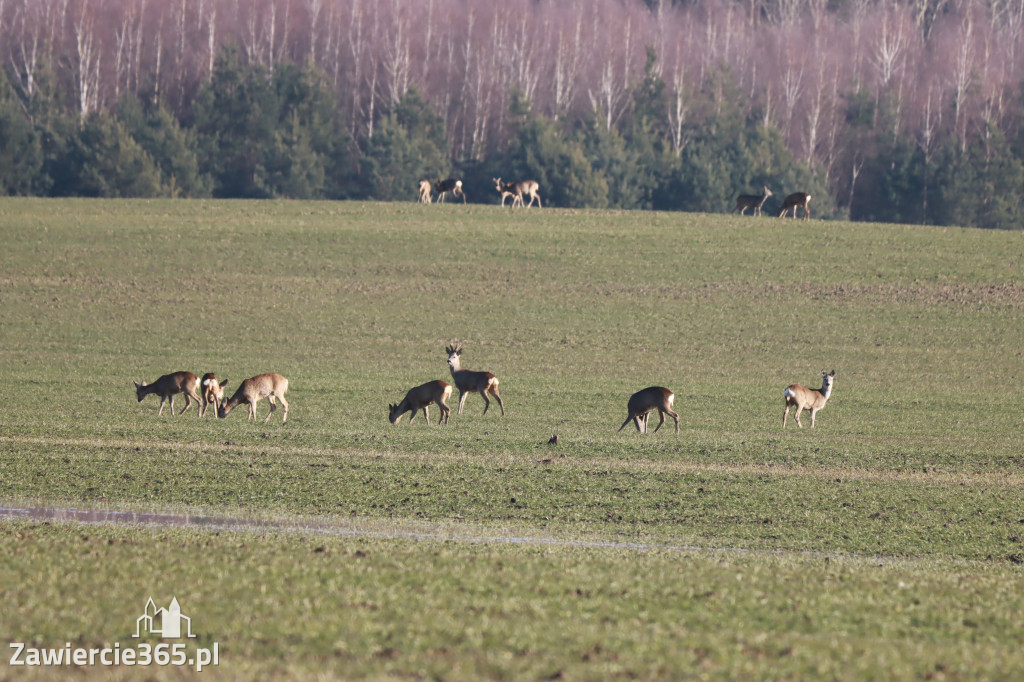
[1, 198, 1022, 679]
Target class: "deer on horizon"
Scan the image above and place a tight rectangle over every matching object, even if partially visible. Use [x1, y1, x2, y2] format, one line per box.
[417, 179, 432, 204]
[199, 373, 229, 418]
[618, 386, 680, 434]
[435, 178, 466, 204]
[133, 371, 202, 417]
[494, 178, 542, 208]
[732, 186, 773, 216]
[218, 373, 290, 424]
[388, 380, 452, 425]
[779, 192, 811, 219]
[445, 344, 505, 416]
[783, 370, 835, 428]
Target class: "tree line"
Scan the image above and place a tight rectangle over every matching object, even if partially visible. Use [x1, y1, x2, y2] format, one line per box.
[1, 0, 1023, 228]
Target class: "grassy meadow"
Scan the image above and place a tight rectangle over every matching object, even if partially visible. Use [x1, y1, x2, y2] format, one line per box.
[1, 198, 1022, 679]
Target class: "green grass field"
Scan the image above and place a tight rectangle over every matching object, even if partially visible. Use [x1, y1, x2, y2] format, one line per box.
[1, 198, 1022, 679]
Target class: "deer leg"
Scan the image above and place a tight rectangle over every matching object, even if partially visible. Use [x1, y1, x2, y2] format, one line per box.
[248, 400, 257, 422]
[179, 393, 192, 416]
[158, 396, 167, 417]
[652, 410, 666, 433]
[480, 390, 491, 415]
[794, 407, 804, 428]
[422, 406, 431, 425]
[809, 408, 817, 428]
[169, 395, 177, 417]
[489, 386, 505, 416]
[278, 395, 289, 424]
[666, 408, 680, 434]
[783, 405, 790, 428]
[457, 391, 469, 415]
[264, 396, 277, 424]
[439, 404, 450, 425]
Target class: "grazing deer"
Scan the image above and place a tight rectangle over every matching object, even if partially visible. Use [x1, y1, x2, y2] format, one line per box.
[732, 186, 773, 216]
[417, 179, 432, 204]
[493, 178, 541, 208]
[618, 386, 679, 434]
[199, 373, 229, 418]
[133, 371, 202, 417]
[445, 344, 505, 416]
[388, 380, 453, 425]
[218, 373, 290, 424]
[435, 178, 466, 204]
[783, 370, 835, 428]
[779, 192, 812, 219]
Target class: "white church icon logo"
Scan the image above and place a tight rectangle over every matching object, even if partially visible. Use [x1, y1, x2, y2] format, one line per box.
[133, 597, 197, 639]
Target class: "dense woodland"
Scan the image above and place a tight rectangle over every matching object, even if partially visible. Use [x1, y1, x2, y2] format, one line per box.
[1, 0, 1024, 228]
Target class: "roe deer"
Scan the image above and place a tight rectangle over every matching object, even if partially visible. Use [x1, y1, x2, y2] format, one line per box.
[779, 192, 811, 219]
[732, 186, 773, 216]
[218, 373, 290, 424]
[618, 386, 679, 434]
[493, 178, 541, 208]
[783, 370, 835, 428]
[435, 178, 466, 204]
[418, 179, 432, 204]
[133, 371, 202, 417]
[199, 373, 229, 418]
[445, 344, 505, 416]
[388, 380, 453, 425]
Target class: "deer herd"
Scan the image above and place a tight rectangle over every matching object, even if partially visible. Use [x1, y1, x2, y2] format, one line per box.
[418, 177, 810, 220]
[135, 348, 835, 432]
[415, 177, 543, 208]
[732, 186, 812, 219]
[133, 183, 825, 431]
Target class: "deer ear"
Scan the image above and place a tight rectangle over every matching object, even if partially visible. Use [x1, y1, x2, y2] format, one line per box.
[220, 381, 229, 390]
[830, 370, 836, 376]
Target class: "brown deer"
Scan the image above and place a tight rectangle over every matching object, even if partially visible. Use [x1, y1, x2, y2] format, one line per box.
[218, 373, 290, 424]
[417, 179, 432, 204]
[199, 373, 229, 418]
[133, 371, 202, 417]
[435, 178, 466, 204]
[388, 380, 453, 425]
[618, 386, 679, 434]
[779, 192, 811, 219]
[732, 186, 773, 216]
[445, 344, 505, 416]
[783, 370, 835, 428]
[493, 178, 541, 208]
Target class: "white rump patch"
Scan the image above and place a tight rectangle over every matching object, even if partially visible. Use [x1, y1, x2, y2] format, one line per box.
[667, 394, 675, 406]
[202, 378, 212, 387]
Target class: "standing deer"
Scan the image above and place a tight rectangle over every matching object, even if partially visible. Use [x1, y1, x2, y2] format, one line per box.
[133, 371, 203, 417]
[388, 380, 452, 425]
[417, 179, 432, 204]
[199, 373, 229, 418]
[783, 370, 835, 428]
[218, 373, 290, 424]
[779, 192, 812, 219]
[493, 178, 541, 208]
[445, 344, 505, 416]
[732, 186, 773, 216]
[618, 386, 679, 434]
[435, 178, 466, 204]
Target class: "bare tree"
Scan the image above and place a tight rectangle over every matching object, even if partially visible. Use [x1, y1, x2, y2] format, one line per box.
[72, 0, 101, 116]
